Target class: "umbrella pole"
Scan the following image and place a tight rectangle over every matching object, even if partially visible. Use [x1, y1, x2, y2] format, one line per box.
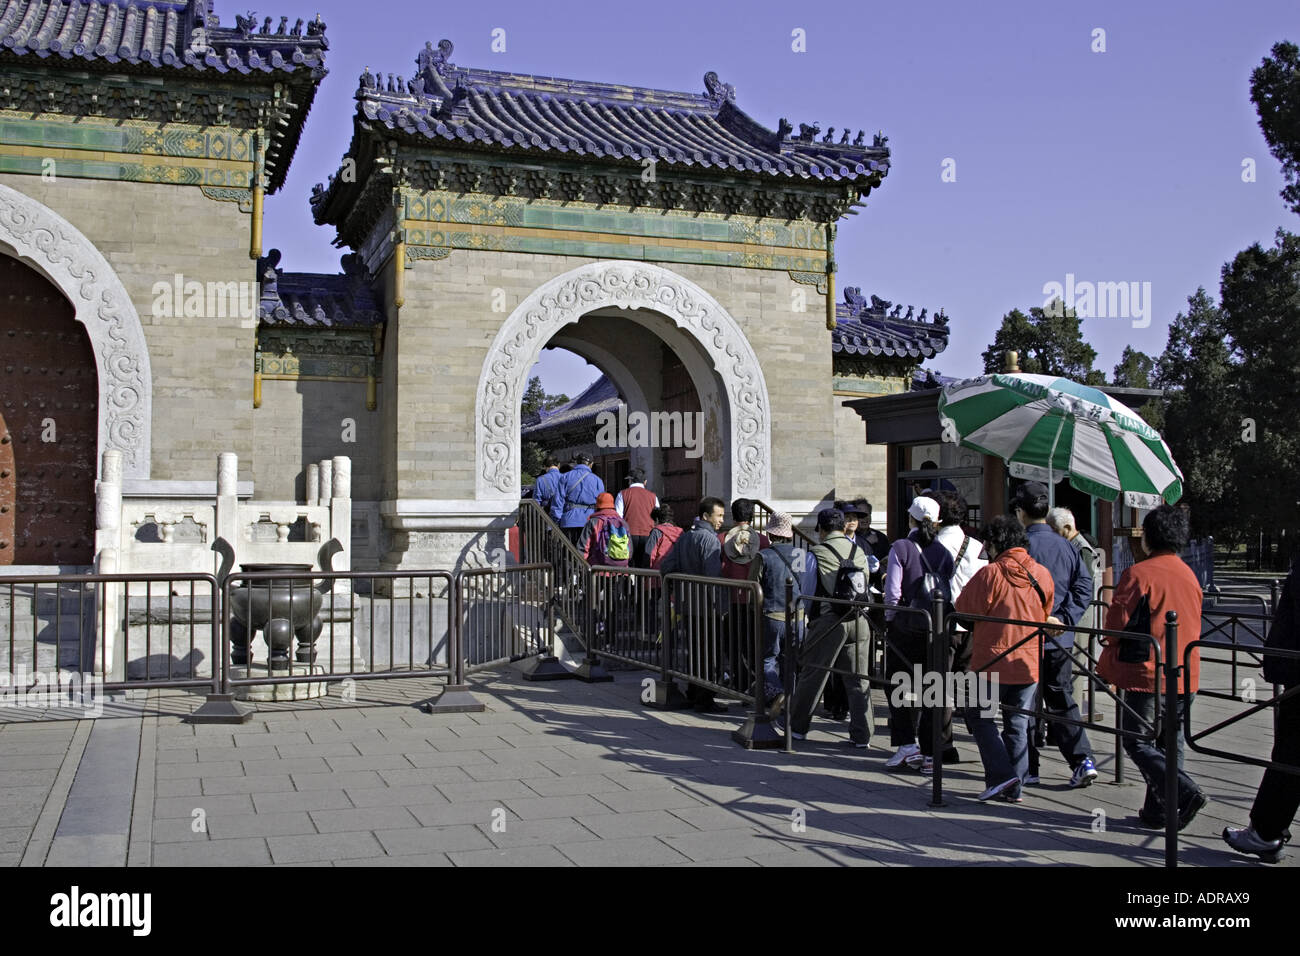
[1045, 415, 1067, 510]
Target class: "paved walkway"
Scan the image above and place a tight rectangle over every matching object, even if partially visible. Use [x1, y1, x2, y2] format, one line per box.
[1, 650, 1291, 867]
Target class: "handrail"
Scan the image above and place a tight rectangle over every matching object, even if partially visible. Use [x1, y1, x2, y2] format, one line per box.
[519, 498, 591, 568]
[751, 499, 819, 551]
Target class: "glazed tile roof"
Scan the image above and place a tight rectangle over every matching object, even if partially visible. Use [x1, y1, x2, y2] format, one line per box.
[522, 375, 621, 437]
[833, 286, 950, 360]
[351, 39, 889, 182]
[0, 0, 326, 74]
[257, 249, 383, 329]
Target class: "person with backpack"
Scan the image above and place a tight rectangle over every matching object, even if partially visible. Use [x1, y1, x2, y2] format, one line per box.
[882, 496, 956, 770]
[1098, 505, 1207, 830]
[910, 490, 989, 773]
[559, 453, 605, 545]
[1014, 481, 1098, 789]
[953, 515, 1055, 802]
[781, 508, 873, 747]
[749, 512, 817, 719]
[577, 492, 630, 568]
[1223, 561, 1300, 863]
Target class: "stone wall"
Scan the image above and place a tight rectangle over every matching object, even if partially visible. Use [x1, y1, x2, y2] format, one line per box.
[0, 172, 256, 484]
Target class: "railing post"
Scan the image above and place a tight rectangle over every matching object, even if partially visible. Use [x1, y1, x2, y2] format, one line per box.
[1163, 611, 1180, 868]
[1115, 689, 1125, 784]
[571, 566, 611, 683]
[187, 571, 255, 724]
[520, 564, 575, 681]
[421, 571, 486, 713]
[645, 573, 688, 709]
[928, 589, 946, 807]
[783, 577, 795, 753]
[733, 582, 781, 749]
[1270, 579, 1280, 617]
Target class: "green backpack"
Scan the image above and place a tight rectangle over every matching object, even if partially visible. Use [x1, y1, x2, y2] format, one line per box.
[604, 524, 630, 563]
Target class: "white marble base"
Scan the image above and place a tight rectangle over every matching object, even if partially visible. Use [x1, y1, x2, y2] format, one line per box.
[231, 662, 327, 701]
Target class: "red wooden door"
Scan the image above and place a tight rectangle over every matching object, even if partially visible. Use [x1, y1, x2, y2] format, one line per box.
[658, 344, 703, 527]
[1, 256, 97, 565]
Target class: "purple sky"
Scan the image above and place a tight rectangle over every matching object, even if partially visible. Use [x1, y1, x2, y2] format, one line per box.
[263, 0, 1297, 396]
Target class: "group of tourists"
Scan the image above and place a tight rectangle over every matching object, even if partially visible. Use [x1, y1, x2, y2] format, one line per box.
[532, 458, 1299, 860]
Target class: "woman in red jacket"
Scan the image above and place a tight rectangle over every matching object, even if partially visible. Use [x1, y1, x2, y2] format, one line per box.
[1099, 505, 1207, 831]
[954, 515, 1055, 802]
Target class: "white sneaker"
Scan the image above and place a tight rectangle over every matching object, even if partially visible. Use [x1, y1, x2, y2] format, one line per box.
[978, 778, 1020, 802]
[886, 743, 921, 769]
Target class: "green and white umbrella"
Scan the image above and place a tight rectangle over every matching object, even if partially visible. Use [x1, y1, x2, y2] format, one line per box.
[937, 373, 1182, 509]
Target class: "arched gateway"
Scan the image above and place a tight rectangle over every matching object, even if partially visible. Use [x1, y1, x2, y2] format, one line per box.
[0, 184, 153, 482]
[476, 261, 772, 504]
[305, 36, 909, 571]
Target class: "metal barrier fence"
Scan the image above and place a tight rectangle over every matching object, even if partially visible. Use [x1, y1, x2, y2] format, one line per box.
[516, 498, 609, 681]
[1, 572, 222, 702]
[458, 563, 555, 675]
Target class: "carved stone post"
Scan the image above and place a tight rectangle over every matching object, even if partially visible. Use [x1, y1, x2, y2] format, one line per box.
[305, 463, 319, 505]
[330, 456, 352, 587]
[317, 459, 332, 508]
[95, 450, 124, 680]
[215, 453, 239, 578]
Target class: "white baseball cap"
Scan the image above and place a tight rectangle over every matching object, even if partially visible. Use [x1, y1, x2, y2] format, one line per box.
[907, 496, 940, 523]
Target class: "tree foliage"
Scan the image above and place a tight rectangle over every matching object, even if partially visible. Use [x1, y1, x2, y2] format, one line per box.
[981, 302, 1106, 384]
[1251, 40, 1300, 216]
[519, 376, 571, 488]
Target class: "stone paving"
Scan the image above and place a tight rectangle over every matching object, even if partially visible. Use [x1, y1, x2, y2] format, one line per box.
[1, 647, 1293, 867]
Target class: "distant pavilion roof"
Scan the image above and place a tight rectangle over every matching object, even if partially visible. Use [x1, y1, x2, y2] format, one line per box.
[0, 0, 328, 191]
[832, 286, 950, 360]
[522, 375, 621, 438]
[257, 249, 382, 329]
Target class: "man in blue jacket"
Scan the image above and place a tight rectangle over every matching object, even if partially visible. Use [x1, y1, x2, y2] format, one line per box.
[1014, 481, 1098, 788]
[558, 454, 604, 545]
[533, 456, 564, 524]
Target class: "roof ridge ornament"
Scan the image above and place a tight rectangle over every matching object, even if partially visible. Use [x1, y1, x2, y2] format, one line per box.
[413, 39, 456, 103]
[703, 71, 735, 108]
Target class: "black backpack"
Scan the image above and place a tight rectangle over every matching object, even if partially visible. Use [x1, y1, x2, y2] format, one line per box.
[900, 535, 970, 634]
[813, 539, 867, 620]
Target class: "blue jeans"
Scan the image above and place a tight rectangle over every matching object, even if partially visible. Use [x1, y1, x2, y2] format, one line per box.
[965, 682, 1036, 788]
[761, 614, 803, 702]
[1120, 691, 1200, 815]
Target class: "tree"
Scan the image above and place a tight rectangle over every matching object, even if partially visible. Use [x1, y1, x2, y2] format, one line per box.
[1154, 289, 1244, 543]
[981, 301, 1106, 383]
[1219, 230, 1300, 545]
[1250, 41, 1300, 217]
[521, 376, 569, 420]
[1111, 346, 1155, 389]
[519, 376, 570, 487]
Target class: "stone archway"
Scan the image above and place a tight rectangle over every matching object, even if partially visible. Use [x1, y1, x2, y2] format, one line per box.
[0, 184, 152, 479]
[476, 261, 771, 504]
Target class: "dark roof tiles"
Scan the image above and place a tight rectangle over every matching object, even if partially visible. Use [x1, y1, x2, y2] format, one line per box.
[347, 39, 889, 184]
[832, 286, 950, 360]
[257, 249, 382, 329]
[0, 0, 327, 77]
